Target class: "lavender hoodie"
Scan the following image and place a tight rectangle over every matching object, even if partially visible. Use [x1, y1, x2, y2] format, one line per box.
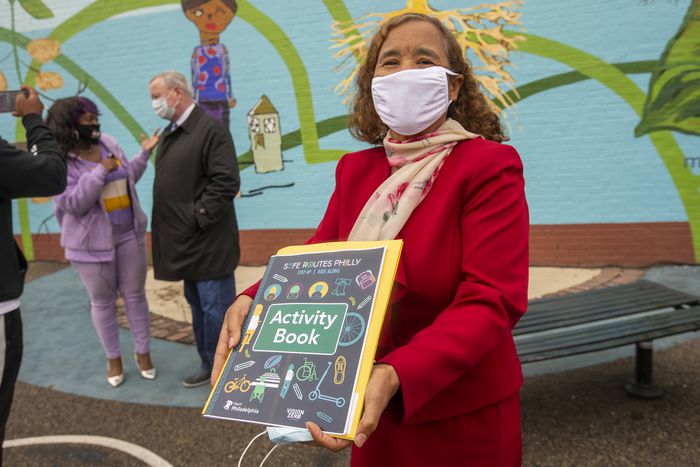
[54, 133, 150, 262]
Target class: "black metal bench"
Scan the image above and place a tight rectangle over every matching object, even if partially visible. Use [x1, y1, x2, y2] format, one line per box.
[514, 279, 700, 398]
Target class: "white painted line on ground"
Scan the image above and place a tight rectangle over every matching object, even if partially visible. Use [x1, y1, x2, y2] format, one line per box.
[3, 435, 174, 467]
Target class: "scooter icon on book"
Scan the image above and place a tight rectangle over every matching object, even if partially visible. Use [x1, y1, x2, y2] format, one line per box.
[308, 362, 346, 408]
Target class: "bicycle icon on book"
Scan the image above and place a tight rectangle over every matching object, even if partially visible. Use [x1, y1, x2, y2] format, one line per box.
[308, 361, 346, 408]
[338, 312, 366, 347]
[224, 374, 252, 393]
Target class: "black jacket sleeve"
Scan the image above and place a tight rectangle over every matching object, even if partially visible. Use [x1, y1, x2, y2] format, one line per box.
[0, 114, 67, 199]
[194, 124, 240, 230]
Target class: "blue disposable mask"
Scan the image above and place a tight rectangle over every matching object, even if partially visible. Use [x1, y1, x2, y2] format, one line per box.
[237, 427, 313, 467]
[266, 426, 313, 445]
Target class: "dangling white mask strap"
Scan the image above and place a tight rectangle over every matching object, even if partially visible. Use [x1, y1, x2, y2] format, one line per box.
[237, 430, 280, 467]
[239, 425, 314, 467]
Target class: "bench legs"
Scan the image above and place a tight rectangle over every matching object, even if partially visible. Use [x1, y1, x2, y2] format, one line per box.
[625, 341, 664, 399]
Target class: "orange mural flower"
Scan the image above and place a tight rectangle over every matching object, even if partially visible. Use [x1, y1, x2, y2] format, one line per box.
[36, 71, 64, 91]
[27, 38, 61, 64]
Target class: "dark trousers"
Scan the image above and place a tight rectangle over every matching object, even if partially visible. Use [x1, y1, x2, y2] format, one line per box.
[0, 308, 23, 464]
[183, 276, 235, 371]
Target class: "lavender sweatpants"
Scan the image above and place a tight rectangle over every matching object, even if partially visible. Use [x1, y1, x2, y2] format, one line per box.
[71, 228, 150, 359]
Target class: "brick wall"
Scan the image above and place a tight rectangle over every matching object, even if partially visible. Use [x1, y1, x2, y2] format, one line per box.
[239, 229, 314, 265]
[529, 222, 694, 266]
[17, 222, 695, 267]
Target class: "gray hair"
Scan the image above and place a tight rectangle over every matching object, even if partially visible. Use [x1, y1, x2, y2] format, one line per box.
[149, 70, 193, 96]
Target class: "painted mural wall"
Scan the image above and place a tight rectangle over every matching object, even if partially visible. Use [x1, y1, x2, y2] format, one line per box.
[0, 0, 698, 266]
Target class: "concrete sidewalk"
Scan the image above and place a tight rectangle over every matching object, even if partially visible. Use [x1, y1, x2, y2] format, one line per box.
[7, 263, 699, 466]
[19, 264, 605, 408]
[143, 265, 604, 325]
[18, 267, 211, 407]
[18, 263, 688, 407]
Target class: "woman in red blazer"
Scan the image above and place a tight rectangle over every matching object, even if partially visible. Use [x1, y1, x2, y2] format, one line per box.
[213, 12, 528, 466]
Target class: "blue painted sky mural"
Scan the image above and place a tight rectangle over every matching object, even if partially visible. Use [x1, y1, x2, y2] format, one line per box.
[1, 0, 698, 259]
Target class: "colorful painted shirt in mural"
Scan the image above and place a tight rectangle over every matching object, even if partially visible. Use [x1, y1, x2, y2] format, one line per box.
[191, 44, 233, 103]
[99, 147, 133, 227]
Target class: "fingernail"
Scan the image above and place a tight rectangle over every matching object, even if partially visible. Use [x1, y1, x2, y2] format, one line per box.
[355, 434, 367, 448]
[228, 337, 235, 348]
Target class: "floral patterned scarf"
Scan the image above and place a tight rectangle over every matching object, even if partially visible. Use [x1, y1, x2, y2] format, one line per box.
[349, 119, 480, 241]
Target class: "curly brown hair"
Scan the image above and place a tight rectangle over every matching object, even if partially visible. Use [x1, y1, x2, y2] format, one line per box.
[45, 96, 101, 154]
[348, 13, 507, 145]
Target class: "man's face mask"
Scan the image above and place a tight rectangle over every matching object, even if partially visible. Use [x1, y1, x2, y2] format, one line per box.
[76, 123, 101, 145]
[371, 66, 457, 136]
[152, 89, 179, 121]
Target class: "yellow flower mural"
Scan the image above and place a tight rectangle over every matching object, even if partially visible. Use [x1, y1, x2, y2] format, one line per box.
[26, 38, 64, 91]
[0, 70, 6, 91]
[26, 38, 61, 63]
[35, 71, 64, 91]
[331, 0, 524, 112]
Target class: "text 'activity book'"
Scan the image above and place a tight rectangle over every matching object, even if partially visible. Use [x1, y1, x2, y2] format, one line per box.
[203, 240, 402, 440]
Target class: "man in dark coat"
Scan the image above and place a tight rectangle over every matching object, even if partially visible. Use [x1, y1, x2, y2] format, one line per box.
[149, 71, 240, 387]
[0, 86, 66, 458]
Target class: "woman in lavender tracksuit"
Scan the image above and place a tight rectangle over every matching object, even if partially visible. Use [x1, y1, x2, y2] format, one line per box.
[46, 97, 159, 387]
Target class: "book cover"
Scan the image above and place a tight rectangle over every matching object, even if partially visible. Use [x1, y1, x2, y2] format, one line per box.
[202, 240, 402, 439]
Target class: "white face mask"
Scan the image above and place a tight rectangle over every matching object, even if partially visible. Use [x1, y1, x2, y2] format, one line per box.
[371, 66, 457, 137]
[151, 89, 178, 121]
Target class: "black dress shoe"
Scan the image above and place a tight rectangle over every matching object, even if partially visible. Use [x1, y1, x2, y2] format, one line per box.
[182, 369, 211, 388]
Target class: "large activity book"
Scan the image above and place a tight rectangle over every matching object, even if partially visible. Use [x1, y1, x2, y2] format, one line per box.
[203, 240, 402, 440]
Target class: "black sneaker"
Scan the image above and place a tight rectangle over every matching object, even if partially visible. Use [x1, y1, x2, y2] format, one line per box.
[182, 369, 211, 388]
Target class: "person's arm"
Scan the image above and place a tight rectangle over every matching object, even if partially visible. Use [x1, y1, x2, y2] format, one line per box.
[0, 110, 66, 199]
[107, 138, 148, 184]
[378, 145, 529, 422]
[130, 148, 151, 183]
[128, 130, 159, 183]
[53, 164, 109, 216]
[193, 126, 240, 230]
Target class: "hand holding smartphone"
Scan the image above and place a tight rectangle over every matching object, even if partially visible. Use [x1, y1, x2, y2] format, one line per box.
[0, 90, 25, 114]
[0, 86, 43, 117]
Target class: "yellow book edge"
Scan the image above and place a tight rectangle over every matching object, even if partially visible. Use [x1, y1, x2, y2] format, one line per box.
[202, 240, 404, 442]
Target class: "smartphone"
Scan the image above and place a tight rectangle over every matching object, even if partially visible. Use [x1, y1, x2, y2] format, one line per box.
[0, 90, 24, 114]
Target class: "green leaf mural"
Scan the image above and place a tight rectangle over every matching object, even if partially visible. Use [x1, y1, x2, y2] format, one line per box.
[17, 0, 54, 19]
[636, 0, 700, 137]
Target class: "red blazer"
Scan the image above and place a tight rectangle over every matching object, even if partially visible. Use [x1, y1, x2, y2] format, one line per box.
[244, 138, 529, 424]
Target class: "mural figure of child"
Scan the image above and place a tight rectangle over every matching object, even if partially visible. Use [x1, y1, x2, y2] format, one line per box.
[181, 0, 237, 128]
